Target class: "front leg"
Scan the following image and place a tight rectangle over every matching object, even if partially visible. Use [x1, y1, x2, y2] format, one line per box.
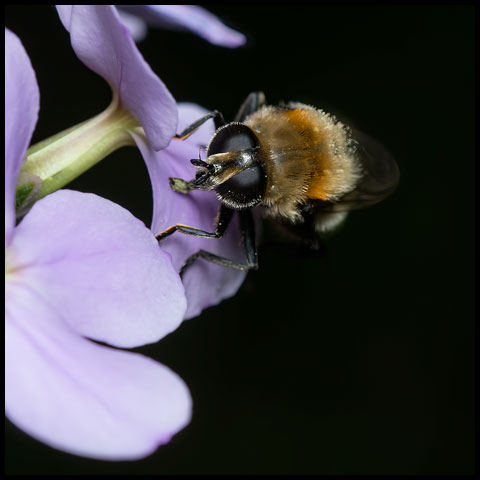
[173, 110, 226, 141]
[234, 91, 266, 122]
[155, 204, 234, 241]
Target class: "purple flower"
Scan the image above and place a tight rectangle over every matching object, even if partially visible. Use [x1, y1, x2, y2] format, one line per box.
[133, 105, 248, 319]
[5, 27, 191, 460]
[52, 5, 248, 319]
[117, 5, 246, 46]
[56, 4, 178, 151]
[55, 4, 245, 152]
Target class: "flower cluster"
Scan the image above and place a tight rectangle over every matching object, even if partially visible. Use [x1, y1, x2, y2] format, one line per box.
[5, 5, 246, 460]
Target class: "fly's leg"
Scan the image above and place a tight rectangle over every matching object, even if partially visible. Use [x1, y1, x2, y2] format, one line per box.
[234, 91, 266, 122]
[179, 209, 258, 277]
[155, 204, 234, 241]
[173, 110, 226, 140]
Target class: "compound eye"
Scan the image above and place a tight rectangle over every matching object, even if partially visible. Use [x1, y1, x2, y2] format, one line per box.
[207, 123, 259, 155]
[216, 164, 267, 210]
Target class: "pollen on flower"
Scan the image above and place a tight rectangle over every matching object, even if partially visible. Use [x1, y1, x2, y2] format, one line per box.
[5, 247, 18, 277]
[5, 244, 27, 279]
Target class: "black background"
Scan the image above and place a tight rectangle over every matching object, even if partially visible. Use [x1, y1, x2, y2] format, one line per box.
[5, 4, 475, 475]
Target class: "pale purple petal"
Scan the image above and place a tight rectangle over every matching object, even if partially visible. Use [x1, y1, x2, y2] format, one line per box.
[4, 28, 40, 245]
[5, 279, 191, 460]
[56, 5, 177, 151]
[118, 5, 246, 48]
[132, 103, 247, 319]
[11, 190, 186, 348]
[117, 9, 148, 42]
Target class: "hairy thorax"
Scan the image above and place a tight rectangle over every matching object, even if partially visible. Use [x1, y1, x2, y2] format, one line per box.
[244, 104, 362, 222]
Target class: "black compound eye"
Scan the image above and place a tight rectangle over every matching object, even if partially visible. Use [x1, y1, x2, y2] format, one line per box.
[207, 123, 259, 155]
[216, 164, 266, 210]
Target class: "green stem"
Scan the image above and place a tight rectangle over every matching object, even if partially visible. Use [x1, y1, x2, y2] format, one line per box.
[17, 96, 139, 213]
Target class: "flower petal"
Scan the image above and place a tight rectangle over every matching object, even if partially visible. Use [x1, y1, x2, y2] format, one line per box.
[56, 5, 177, 151]
[4, 28, 40, 245]
[117, 5, 246, 48]
[132, 103, 247, 319]
[5, 279, 191, 460]
[11, 189, 186, 348]
[117, 9, 148, 42]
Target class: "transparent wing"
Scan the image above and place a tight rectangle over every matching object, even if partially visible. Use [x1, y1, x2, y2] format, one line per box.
[312, 128, 400, 212]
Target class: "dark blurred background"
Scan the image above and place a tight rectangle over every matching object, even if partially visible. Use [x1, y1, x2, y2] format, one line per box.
[5, 5, 475, 475]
